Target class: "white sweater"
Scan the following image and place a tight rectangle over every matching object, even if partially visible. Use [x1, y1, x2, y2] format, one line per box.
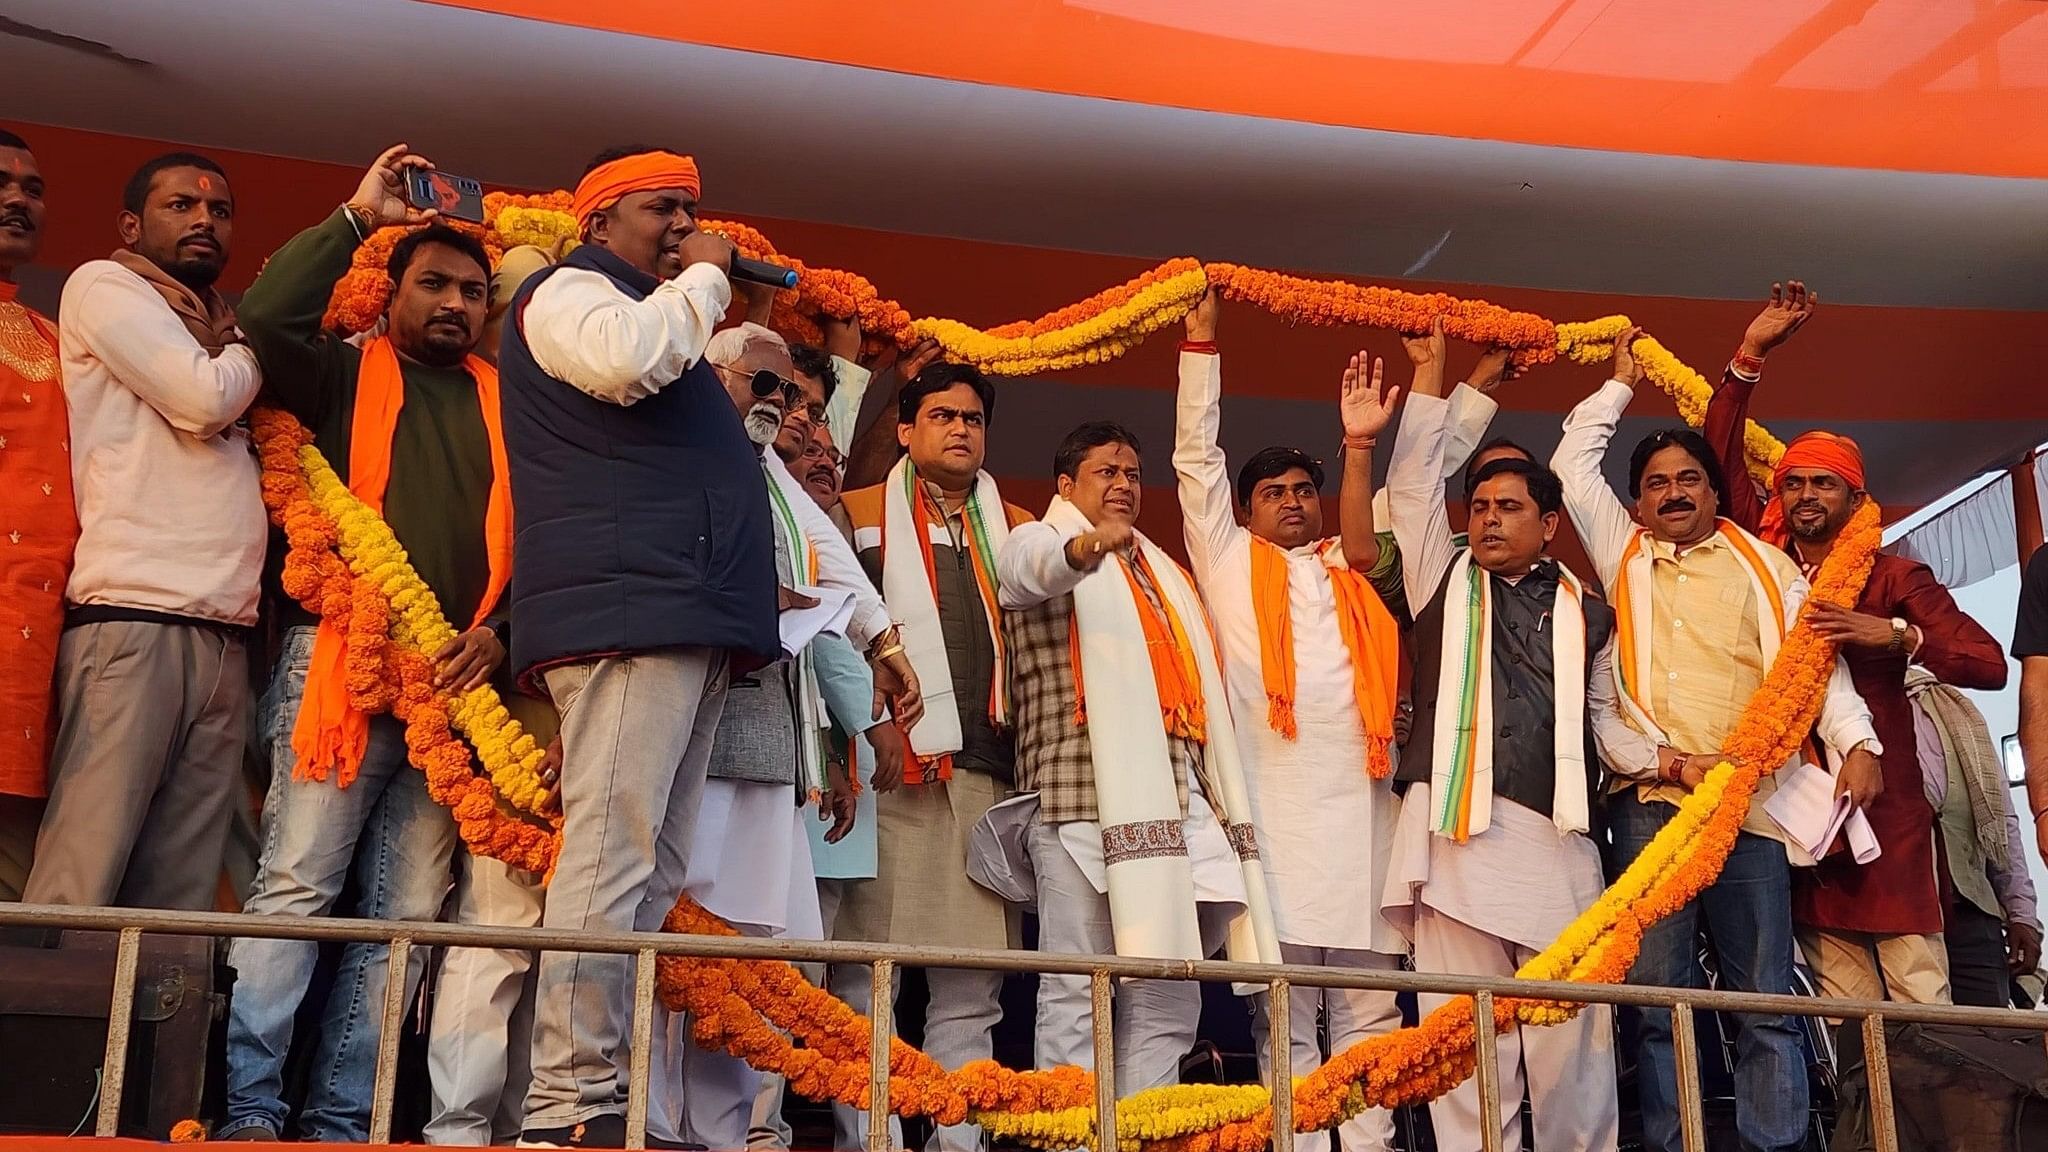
[58, 260, 266, 626]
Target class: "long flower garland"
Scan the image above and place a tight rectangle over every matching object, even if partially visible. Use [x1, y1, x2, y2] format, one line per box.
[264, 202, 1859, 1148]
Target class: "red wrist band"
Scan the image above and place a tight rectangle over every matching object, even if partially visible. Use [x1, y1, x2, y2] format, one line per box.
[1180, 340, 1218, 354]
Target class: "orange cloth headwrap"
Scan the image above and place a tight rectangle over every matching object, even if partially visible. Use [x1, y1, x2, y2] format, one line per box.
[1759, 430, 1866, 546]
[570, 151, 702, 228]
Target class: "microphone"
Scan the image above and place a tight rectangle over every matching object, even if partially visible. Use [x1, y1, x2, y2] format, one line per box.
[731, 255, 799, 290]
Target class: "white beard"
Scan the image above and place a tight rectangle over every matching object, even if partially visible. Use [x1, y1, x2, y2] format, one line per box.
[744, 403, 782, 446]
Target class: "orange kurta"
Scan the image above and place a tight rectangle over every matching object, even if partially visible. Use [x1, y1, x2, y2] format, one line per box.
[0, 281, 74, 799]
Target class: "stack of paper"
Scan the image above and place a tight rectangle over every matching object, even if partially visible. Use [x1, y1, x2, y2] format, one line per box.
[777, 585, 855, 657]
[1764, 758, 1881, 867]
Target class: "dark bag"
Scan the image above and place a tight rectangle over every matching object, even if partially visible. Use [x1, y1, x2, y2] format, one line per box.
[1830, 1019, 2048, 1152]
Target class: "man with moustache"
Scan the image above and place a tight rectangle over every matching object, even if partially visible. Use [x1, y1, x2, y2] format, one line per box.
[1169, 289, 1408, 1152]
[648, 322, 915, 1149]
[213, 146, 509, 1141]
[1382, 318, 1630, 1152]
[25, 151, 263, 912]
[0, 128, 74, 901]
[836, 360, 1033, 1152]
[1699, 284, 2007, 1007]
[1553, 329, 1884, 1152]
[985, 421, 1278, 1096]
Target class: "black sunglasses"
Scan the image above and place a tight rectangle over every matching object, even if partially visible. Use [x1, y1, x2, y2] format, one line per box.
[745, 368, 800, 406]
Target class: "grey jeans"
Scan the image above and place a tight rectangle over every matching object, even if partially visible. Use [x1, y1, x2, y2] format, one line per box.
[523, 646, 728, 1128]
[24, 619, 249, 909]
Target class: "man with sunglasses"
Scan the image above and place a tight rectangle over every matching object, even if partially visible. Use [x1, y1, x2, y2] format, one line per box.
[647, 321, 920, 1147]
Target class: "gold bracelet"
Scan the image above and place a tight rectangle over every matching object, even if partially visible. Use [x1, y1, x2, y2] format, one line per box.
[872, 643, 907, 661]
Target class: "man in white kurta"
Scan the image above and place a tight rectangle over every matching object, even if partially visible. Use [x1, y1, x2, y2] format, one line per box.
[1380, 326, 1631, 1152]
[979, 421, 1279, 1095]
[1169, 292, 1409, 1152]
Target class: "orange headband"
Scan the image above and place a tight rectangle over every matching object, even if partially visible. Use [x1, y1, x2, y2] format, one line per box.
[1760, 430, 1866, 546]
[570, 151, 702, 228]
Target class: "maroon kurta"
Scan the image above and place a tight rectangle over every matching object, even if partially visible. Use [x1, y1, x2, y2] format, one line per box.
[1704, 366, 2007, 934]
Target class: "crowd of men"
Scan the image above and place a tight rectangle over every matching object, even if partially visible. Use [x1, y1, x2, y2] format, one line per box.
[0, 126, 2041, 1152]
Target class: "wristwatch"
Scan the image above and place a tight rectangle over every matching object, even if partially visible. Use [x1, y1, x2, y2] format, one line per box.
[1886, 617, 1909, 653]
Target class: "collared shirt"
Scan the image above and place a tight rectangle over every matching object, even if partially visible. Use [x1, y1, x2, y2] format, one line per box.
[1643, 532, 1768, 758]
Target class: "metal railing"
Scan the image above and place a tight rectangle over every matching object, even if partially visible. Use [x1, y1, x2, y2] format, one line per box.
[1, 902, 2040, 1152]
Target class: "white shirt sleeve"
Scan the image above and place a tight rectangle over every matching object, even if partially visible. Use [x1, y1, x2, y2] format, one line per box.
[823, 355, 873, 446]
[1386, 391, 1459, 618]
[1551, 379, 1642, 594]
[1441, 382, 1501, 482]
[72, 267, 261, 439]
[768, 452, 890, 648]
[522, 263, 732, 405]
[1588, 636, 1660, 780]
[1170, 350, 1245, 584]
[997, 519, 1089, 610]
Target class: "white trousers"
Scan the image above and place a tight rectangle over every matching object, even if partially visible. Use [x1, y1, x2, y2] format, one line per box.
[1028, 821, 1219, 1093]
[425, 850, 546, 1145]
[1250, 943, 1402, 1152]
[1412, 907, 1618, 1152]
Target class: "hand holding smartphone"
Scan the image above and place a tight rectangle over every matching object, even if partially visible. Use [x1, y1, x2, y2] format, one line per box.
[404, 168, 486, 224]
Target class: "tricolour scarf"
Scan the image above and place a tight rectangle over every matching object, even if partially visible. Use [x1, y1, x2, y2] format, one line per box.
[294, 337, 512, 787]
[109, 249, 238, 355]
[764, 457, 831, 800]
[1249, 535, 1399, 779]
[1044, 496, 1280, 966]
[1429, 552, 1588, 840]
[878, 456, 1012, 784]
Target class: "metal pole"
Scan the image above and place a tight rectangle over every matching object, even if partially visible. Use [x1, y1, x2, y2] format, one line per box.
[94, 926, 141, 1137]
[1472, 991, 1504, 1152]
[626, 947, 659, 1150]
[1672, 1002, 1707, 1152]
[1269, 979, 1294, 1152]
[367, 936, 412, 1145]
[868, 959, 894, 1152]
[1092, 969, 1117, 1152]
[1863, 1015, 1899, 1152]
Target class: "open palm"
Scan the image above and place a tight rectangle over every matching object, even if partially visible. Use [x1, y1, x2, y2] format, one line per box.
[1339, 351, 1399, 440]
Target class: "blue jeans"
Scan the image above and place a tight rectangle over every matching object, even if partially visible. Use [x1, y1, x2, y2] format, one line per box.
[1611, 792, 1809, 1152]
[219, 626, 457, 1140]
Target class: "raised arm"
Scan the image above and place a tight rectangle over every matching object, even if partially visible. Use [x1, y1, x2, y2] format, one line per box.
[1551, 329, 1648, 592]
[997, 518, 1118, 611]
[840, 339, 943, 491]
[1170, 288, 1245, 580]
[1387, 321, 1458, 616]
[1337, 350, 1399, 572]
[522, 234, 734, 406]
[234, 209, 357, 422]
[1711, 282, 1818, 532]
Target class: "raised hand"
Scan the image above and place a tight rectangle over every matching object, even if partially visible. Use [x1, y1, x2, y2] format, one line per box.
[1339, 350, 1399, 441]
[1740, 281, 1817, 360]
[1400, 315, 1446, 369]
[1184, 285, 1219, 343]
[349, 143, 438, 229]
[1612, 325, 1645, 387]
[1468, 346, 1520, 394]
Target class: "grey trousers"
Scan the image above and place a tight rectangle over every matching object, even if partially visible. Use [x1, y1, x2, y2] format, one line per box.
[523, 647, 728, 1128]
[23, 620, 249, 910]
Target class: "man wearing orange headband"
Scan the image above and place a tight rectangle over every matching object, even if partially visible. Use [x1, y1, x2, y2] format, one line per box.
[500, 145, 790, 1149]
[1702, 284, 2006, 1016]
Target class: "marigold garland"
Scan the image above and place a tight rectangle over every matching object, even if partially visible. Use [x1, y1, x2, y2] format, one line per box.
[290, 203, 1866, 1147]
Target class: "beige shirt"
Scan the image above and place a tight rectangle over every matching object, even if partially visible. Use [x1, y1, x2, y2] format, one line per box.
[58, 260, 264, 625]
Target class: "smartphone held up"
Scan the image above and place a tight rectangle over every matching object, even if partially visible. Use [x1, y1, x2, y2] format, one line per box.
[404, 168, 486, 223]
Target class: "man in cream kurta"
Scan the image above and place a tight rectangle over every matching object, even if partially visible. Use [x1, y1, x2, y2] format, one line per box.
[1170, 292, 1408, 1152]
[980, 420, 1278, 1096]
[1551, 332, 1881, 1152]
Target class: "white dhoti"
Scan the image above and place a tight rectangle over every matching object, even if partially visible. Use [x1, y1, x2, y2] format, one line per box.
[650, 780, 823, 1149]
[1381, 784, 1618, 1152]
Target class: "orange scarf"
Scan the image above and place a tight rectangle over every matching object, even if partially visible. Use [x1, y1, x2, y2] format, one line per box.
[1250, 536, 1399, 778]
[292, 337, 512, 787]
[1069, 549, 1207, 743]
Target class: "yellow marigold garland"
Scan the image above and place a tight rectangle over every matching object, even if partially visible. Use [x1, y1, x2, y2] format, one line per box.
[287, 202, 1868, 1147]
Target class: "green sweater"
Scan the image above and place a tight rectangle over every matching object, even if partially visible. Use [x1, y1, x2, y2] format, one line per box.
[240, 208, 497, 634]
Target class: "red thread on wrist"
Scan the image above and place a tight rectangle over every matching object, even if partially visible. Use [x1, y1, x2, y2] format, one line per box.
[1731, 349, 1765, 374]
[1343, 435, 1377, 451]
[1180, 340, 1218, 354]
